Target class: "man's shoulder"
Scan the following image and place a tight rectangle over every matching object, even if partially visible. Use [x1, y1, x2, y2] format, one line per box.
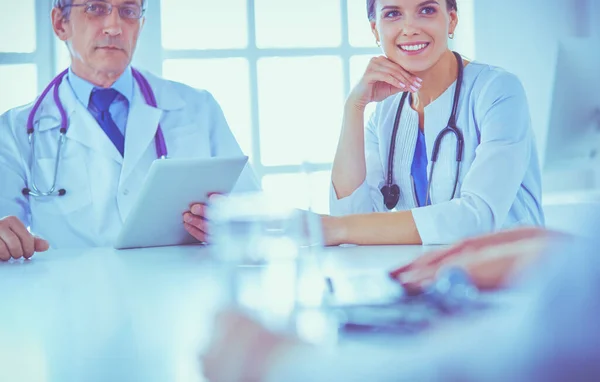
[137, 69, 218, 107]
[0, 100, 36, 130]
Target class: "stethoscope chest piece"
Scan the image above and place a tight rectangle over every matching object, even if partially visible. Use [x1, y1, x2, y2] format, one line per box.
[381, 183, 400, 210]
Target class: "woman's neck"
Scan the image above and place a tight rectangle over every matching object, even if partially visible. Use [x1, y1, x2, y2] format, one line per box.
[411, 50, 460, 112]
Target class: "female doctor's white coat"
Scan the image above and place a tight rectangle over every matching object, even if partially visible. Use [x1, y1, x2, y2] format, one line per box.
[330, 62, 545, 245]
[0, 70, 259, 249]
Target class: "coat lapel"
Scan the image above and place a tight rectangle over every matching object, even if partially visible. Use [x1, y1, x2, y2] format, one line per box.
[37, 70, 187, 187]
[423, 83, 456, 154]
[120, 94, 161, 183]
[37, 78, 123, 164]
[120, 70, 186, 183]
[424, 82, 460, 202]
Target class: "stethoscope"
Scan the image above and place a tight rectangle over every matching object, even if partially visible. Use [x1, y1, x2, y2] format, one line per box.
[22, 68, 168, 198]
[380, 51, 465, 210]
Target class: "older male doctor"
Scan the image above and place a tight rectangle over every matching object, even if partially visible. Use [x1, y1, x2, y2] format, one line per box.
[0, 0, 258, 260]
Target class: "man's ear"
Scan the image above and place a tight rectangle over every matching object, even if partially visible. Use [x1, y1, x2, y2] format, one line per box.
[51, 7, 71, 42]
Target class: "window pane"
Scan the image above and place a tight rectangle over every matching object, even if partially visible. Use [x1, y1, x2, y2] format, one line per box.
[257, 57, 344, 166]
[348, 0, 376, 48]
[162, 58, 253, 159]
[261, 171, 331, 214]
[349, 55, 375, 88]
[0, 0, 36, 52]
[160, 0, 247, 49]
[349, 55, 377, 120]
[0, 64, 37, 115]
[255, 0, 341, 48]
[54, 37, 71, 75]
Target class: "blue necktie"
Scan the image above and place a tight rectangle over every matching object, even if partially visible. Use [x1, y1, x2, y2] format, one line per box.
[411, 129, 430, 207]
[89, 88, 125, 156]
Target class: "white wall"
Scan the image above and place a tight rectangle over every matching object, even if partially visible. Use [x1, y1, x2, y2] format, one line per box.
[472, 0, 567, 165]
[472, 0, 600, 193]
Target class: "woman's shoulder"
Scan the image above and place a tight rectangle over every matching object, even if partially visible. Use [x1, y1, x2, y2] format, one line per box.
[463, 61, 527, 101]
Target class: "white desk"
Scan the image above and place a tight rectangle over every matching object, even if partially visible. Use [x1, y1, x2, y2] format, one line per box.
[0, 244, 430, 382]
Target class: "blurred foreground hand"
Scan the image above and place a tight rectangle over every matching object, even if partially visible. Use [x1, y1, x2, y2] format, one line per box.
[201, 309, 301, 382]
[391, 227, 569, 294]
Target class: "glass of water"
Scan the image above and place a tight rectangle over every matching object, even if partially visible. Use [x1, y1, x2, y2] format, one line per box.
[207, 192, 337, 345]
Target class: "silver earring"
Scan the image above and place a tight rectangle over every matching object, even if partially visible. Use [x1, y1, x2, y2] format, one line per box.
[448, 32, 455, 39]
[376, 40, 381, 47]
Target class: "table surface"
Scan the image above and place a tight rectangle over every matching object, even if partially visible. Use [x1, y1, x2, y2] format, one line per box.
[0, 244, 432, 382]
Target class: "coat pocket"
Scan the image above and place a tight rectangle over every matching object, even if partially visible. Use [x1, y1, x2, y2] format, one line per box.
[29, 156, 92, 215]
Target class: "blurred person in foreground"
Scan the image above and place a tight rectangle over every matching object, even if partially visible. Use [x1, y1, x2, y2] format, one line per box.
[202, 225, 600, 381]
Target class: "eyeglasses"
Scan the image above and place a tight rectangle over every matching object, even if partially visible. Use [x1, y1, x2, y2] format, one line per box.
[63, 1, 145, 20]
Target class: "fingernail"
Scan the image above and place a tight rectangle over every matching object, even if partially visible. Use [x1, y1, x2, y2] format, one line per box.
[399, 270, 417, 282]
[208, 193, 222, 202]
[398, 82, 406, 88]
[410, 85, 418, 92]
[184, 214, 192, 223]
[415, 77, 423, 83]
[414, 81, 422, 88]
[192, 205, 202, 215]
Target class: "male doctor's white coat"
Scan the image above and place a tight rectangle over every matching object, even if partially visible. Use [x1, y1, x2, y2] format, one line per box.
[0, 70, 259, 249]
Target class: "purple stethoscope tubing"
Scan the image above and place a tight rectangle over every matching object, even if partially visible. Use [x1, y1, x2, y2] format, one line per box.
[27, 67, 167, 156]
[22, 68, 167, 197]
[131, 68, 167, 159]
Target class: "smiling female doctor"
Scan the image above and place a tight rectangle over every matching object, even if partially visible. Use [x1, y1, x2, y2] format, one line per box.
[323, 0, 544, 246]
[0, 0, 258, 260]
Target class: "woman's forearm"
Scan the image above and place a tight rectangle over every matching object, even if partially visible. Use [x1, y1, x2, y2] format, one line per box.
[331, 102, 368, 199]
[324, 211, 422, 246]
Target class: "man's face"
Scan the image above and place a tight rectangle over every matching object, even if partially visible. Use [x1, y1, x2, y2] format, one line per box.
[54, 0, 145, 77]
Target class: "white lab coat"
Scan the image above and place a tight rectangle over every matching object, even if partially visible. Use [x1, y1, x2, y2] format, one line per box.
[330, 62, 545, 245]
[0, 70, 259, 249]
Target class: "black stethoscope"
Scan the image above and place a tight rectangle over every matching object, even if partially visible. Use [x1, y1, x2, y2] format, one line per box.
[380, 51, 465, 210]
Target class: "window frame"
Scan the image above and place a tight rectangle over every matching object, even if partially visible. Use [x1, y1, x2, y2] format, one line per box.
[1, 0, 474, 213]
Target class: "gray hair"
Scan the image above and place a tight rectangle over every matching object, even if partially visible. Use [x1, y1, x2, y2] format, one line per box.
[52, 0, 147, 19]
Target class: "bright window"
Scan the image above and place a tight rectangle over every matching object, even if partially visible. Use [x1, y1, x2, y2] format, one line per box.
[160, 0, 248, 49]
[0, 0, 36, 53]
[2, 0, 476, 214]
[254, 0, 342, 48]
[257, 56, 344, 166]
[163, 58, 253, 157]
[0, 64, 37, 115]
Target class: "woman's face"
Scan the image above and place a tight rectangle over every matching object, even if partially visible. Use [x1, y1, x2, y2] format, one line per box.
[370, 0, 458, 74]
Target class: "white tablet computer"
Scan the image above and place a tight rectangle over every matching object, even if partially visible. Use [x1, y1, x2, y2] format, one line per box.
[114, 156, 248, 250]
